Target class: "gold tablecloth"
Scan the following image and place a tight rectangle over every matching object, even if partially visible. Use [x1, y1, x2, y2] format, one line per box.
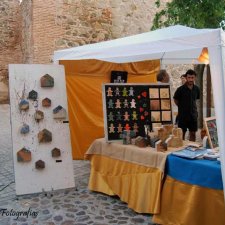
[153, 176, 225, 225]
[85, 138, 225, 220]
[85, 138, 169, 213]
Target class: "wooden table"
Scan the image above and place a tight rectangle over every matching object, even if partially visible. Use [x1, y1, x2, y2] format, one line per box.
[85, 138, 169, 214]
[85, 138, 225, 224]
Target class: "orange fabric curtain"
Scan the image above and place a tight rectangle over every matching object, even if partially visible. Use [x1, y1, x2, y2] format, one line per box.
[60, 59, 160, 159]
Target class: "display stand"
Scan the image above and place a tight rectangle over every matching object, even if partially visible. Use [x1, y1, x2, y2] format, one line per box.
[204, 116, 219, 150]
[102, 83, 173, 142]
[9, 64, 75, 195]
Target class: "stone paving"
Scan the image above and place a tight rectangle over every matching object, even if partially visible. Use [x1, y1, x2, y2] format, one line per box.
[0, 105, 154, 225]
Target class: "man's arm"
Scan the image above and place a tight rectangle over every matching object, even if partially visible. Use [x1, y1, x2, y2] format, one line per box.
[173, 87, 180, 106]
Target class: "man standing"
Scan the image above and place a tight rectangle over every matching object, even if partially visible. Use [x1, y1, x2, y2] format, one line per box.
[174, 69, 200, 141]
[180, 74, 186, 85]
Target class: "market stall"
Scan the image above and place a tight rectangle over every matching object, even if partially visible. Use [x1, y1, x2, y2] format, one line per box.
[54, 25, 225, 198]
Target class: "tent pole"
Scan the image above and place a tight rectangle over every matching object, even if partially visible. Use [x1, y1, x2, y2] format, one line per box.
[208, 44, 225, 200]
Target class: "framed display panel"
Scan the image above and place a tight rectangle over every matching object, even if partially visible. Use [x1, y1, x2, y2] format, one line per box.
[204, 116, 219, 150]
[103, 83, 173, 142]
[9, 64, 75, 195]
[110, 71, 128, 83]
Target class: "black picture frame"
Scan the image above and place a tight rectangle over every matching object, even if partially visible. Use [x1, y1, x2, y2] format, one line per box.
[110, 71, 128, 83]
[102, 83, 173, 142]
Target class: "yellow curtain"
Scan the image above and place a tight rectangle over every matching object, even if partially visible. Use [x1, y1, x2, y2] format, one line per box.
[60, 59, 160, 159]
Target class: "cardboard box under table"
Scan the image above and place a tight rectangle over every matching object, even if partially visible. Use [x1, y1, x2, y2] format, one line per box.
[85, 138, 170, 214]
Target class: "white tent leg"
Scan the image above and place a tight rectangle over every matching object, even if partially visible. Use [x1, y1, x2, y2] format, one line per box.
[209, 45, 225, 197]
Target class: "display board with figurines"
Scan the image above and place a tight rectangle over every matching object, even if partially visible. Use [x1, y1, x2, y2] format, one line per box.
[103, 83, 173, 142]
[9, 64, 75, 195]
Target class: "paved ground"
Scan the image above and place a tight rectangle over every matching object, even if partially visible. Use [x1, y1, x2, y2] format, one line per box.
[0, 105, 153, 225]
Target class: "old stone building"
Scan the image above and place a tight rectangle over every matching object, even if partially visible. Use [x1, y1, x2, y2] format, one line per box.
[0, 0, 171, 103]
[0, 0, 22, 103]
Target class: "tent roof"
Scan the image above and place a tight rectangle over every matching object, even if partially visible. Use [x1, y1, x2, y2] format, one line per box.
[53, 25, 223, 64]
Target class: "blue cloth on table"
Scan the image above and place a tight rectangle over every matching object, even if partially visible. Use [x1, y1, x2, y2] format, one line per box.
[166, 154, 223, 190]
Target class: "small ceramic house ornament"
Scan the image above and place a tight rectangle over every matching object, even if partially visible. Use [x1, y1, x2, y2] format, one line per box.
[53, 105, 67, 119]
[51, 148, 61, 157]
[17, 147, 31, 162]
[35, 160, 45, 169]
[135, 136, 148, 148]
[34, 110, 44, 122]
[40, 74, 54, 87]
[20, 123, 30, 134]
[19, 99, 29, 110]
[28, 90, 38, 100]
[42, 98, 51, 107]
[38, 129, 52, 143]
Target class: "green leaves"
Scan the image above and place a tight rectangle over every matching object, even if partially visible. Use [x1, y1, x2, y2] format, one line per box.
[152, 0, 225, 30]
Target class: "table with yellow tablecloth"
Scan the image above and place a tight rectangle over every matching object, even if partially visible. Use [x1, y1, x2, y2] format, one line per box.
[85, 138, 225, 224]
[85, 138, 170, 214]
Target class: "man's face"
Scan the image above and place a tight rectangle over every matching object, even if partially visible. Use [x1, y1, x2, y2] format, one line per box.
[186, 74, 195, 85]
[181, 76, 186, 84]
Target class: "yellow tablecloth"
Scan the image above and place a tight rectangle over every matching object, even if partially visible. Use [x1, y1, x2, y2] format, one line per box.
[85, 138, 169, 214]
[153, 176, 225, 225]
[85, 138, 225, 221]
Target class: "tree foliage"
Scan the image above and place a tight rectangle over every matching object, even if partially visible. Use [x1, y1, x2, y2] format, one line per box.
[151, 0, 225, 127]
[152, 0, 225, 30]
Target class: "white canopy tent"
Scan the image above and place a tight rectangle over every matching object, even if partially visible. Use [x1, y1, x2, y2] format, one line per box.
[54, 25, 223, 64]
[54, 25, 225, 194]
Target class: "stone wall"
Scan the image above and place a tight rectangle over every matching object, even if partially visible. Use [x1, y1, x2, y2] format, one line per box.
[54, 0, 113, 50]
[31, 0, 64, 63]
[110, 0, 168, 38]
[21, 0, 169, 62]
[20, 0, 33, 63]
[0, 0, 22, 103]
[0, 0, 170, 103]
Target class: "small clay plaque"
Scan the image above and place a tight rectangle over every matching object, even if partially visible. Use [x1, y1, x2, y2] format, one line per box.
[35, 160, 45, 169]
[52, 148, 61, 157]
[38, 129, 52, 143]
[40, 74, 54, 87]
[42, 98, 51, 107]
[19, 99, 29, 111]
[20, 123, 30, 134]
[17, 148, 31, 162]
[53, 105, 67, 119]
[34, 110, 44, 121]
[28, 90, 38, 100]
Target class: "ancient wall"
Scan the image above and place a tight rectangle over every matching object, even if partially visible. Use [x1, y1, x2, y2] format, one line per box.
[110, 0, 168, 38]
[31, 0, 64, 63]
[54, 0, 113, 50]
[0, 0, 169, 103]
[20, 0, 33, 63]
[22, 0, 168, 63]
[0, 0, 22, 103]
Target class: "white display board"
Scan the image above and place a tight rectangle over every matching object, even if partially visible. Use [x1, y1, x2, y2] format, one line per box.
[8, 64, 75, 195]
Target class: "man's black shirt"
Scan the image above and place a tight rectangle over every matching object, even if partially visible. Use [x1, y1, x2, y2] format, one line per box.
[174, 84, 200, 121]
